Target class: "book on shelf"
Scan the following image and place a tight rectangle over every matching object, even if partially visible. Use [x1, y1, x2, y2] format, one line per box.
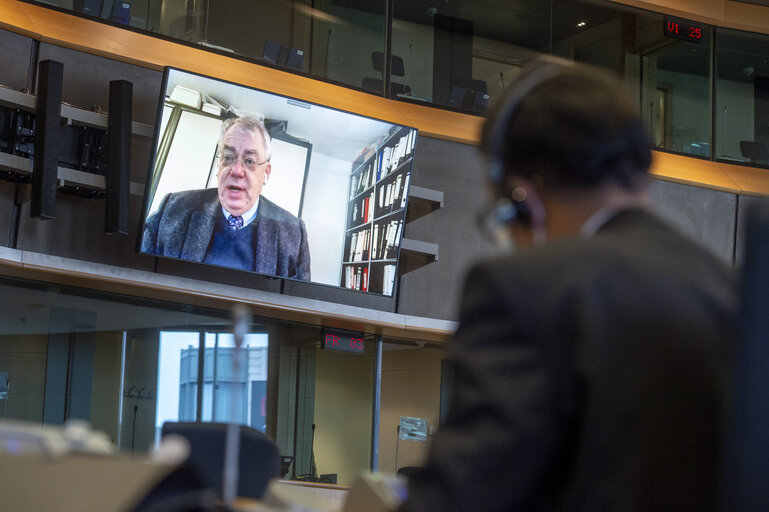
[348, 232, 358, 262]
[362, 267, 369, 292]
[353, 230, 367, 262]
[385, 183, 392, 209]
[385, 220, 396, 259]
[392, 173, 403, 205]
[394, 219, 403, 248]
[373, 219, 403, 260]
[361, 228, 370, 260]
[367, 191, 375, 222]
[400, 173, 410, 208]
[371, 224, 380, 260]
[355, 161, 375, 196]
[349, 174, 360, 200]
[383, 264, 396, 295]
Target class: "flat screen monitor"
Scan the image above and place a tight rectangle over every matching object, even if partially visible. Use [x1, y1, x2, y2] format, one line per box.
[138, 67, 418, 296]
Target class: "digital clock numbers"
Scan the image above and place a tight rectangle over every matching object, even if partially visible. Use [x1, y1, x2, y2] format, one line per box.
[321, 327, 366, 354]
[664, 17, 705, 43]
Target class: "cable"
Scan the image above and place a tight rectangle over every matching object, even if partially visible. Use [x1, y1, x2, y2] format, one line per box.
[131, 404, 138, 453]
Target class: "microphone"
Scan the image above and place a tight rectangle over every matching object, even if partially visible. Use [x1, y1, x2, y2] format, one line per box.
[310, 423, 317, 479]
[402, 44, 414, 96]
[223, 304, 250, 505]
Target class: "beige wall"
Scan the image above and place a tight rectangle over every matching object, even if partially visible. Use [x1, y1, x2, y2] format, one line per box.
[378, 346, 445, 474]
[313, 348, 375, 485]
[0, 333, 47, 422]
[89, 331, 124, 443]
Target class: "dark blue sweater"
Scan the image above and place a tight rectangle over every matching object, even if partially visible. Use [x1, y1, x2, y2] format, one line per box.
[203, 213, 257, 271]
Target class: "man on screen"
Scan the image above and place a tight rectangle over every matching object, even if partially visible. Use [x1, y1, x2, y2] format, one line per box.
[141, 116, 311, 280]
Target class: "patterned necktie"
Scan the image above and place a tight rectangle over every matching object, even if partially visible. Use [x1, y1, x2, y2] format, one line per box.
[227, 215, 244, 230]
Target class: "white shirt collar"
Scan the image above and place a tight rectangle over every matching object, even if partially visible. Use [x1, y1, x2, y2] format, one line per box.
[222, 197, 260, 228]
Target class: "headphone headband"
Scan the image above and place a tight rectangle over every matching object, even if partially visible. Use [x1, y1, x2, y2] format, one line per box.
[486, 58, 572, 190]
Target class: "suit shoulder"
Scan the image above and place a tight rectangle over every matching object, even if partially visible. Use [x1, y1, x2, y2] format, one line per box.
[164, 188, 217, 207]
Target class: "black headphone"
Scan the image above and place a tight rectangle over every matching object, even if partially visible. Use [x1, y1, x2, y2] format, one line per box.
[484, 57, 572, 228]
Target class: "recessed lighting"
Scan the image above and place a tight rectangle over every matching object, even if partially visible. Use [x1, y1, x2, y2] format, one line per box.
[577, 20, 587, 28]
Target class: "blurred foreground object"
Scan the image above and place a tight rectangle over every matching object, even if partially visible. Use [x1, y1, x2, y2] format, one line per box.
[0, 419, 181, 512]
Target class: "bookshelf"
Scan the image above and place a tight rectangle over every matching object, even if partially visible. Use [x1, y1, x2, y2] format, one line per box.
[341, 125, 416, 295]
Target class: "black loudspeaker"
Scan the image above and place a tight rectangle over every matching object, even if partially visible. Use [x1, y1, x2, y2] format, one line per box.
[262, 41, 283, 65]
[277, 46, 290, 67]
[105, 80, 132, 235]
[32, 60, 63, 220]
[284, 48, 304, 71]
[111, 1, 131, 25]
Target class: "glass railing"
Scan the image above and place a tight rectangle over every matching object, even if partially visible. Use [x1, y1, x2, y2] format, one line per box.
[18, 0, 769, 167]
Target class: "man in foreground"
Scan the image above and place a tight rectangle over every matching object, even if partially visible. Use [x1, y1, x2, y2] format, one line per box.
[398, 58, 735, 511]
[142, 116, 311, 280]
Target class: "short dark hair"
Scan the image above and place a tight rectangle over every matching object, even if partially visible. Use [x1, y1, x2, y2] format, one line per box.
[218, 115, 273, 162]
[481, 59, 651, 193]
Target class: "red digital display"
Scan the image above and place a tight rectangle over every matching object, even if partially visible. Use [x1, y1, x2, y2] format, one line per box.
[664, 17, 704, 43]
[322, 328, 366, 354]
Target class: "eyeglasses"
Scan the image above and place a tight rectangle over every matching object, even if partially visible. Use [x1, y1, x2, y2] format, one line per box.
[217, 153, 268, 172]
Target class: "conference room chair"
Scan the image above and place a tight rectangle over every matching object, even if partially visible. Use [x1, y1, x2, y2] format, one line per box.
[161, 421, 281, 500]
[739, 140, 769, 165]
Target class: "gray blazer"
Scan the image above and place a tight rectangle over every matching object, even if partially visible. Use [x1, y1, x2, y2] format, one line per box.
[141, 188, 311, 280]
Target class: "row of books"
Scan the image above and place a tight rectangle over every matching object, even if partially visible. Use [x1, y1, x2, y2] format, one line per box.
[346, 218, 403, 263]
[344, 265, 370, 292]
[370, 219, 403, 261]
[349, 159, 377, 199]
[377, 172, 410, 213]
[379, 129, 416, 179]
[348, 129, 416, 200]
[347, 229, 371, 262]
[350, 191, 375, 226]
[343, 264, 397, 295]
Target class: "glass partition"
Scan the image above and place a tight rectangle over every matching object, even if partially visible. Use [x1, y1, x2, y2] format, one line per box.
[715, 27, 769, 166]
[392, 0, 550, 112]
[26, 0, 387, 91]
[553, 1, 713, 157]
[0, 275, 382, 485]
[17, 0, 769, 165]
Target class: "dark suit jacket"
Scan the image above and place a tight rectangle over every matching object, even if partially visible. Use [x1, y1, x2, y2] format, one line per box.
[399, 209, 735, 512]
[141, 188, 311, 280]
